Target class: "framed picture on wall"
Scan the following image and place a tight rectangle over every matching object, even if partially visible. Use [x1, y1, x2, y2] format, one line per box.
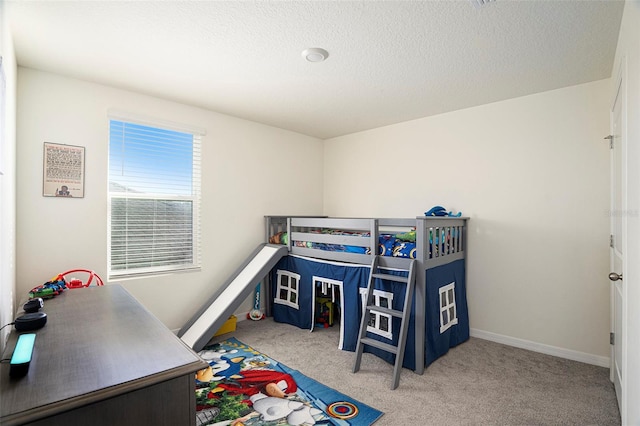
[43, 142, 85, 198]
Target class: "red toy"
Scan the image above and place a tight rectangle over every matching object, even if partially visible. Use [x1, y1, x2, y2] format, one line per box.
[56, 269, 104, 288]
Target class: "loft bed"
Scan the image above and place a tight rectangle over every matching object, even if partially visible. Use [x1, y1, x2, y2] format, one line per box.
[264, 216, 469, 375]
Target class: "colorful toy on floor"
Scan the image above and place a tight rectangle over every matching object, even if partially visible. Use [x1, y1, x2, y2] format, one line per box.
[315, 297, 334, 328]
[248, 282, 265, 321]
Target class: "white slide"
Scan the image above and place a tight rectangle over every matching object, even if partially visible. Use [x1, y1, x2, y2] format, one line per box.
[178, 244, 288, 351]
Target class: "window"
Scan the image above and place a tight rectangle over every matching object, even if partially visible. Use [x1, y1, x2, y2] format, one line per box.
[108, 118, 202, 279]
[359, 288, 394, 340]
[439, 282, 458, 333]
[274, 270, 300, 309]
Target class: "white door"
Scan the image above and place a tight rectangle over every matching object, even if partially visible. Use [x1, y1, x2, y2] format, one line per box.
[609, 60, 626, 415]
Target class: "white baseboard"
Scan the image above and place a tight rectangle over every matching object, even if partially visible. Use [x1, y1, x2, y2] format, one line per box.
[470, 328, 610, 368]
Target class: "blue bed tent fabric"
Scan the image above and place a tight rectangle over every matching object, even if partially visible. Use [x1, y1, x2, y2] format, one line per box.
[425, 259, 469, 364]
[364, 259, 469, 369]
[271, 256, 369, 348]
[270, 256, 469, 370]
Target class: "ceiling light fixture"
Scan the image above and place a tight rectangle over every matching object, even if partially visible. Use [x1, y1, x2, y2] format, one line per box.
[302, 48, 329, 63]
[471, 0, 495, 8]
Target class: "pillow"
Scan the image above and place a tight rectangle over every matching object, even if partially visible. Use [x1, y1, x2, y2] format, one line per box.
[378, 234, 395, 256]
[395, 230, 416, 242]
[392, 241, 417, 259]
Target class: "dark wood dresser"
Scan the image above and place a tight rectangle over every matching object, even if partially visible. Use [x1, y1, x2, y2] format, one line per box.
[0, 284, 207, 425]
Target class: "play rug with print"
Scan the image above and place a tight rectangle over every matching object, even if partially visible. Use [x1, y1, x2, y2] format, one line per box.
[195, 337, 383, 426]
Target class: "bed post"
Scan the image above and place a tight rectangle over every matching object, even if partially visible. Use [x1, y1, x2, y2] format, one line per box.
[264, 216, 288, 317]
[286, 217, 292, 252]
[371, 218, 378, 258]
[414, 217, 426, 375]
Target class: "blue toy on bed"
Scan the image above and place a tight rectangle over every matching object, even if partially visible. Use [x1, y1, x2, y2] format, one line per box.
[425, 205, 462, 217]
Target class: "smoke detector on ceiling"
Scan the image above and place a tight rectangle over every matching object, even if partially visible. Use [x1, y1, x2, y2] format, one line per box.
[302, 48, 329, 63]
[471, 0, 495, 8]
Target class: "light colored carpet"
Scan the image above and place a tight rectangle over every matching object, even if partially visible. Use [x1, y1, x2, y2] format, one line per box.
[212, 318, 620, 425]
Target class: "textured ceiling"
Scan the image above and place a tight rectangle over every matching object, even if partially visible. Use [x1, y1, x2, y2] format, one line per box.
[7, 0, 625, 139]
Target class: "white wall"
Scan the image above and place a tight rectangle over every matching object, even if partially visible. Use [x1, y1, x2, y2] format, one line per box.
[9, 12, 619, 375]
[0, 0, 18, 353]
[612, 1, 640, 424]
[324, 80, 611, 362]
[16, 68, 323, 330]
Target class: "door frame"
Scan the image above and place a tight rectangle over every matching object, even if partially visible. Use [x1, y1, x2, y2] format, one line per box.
[609, 54, 627, 422]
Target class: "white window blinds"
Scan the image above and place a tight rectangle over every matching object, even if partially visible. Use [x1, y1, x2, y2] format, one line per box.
[108, 119, 202, 279]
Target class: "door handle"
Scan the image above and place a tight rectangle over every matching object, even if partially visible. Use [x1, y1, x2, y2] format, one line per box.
[609, 272, 623, 281]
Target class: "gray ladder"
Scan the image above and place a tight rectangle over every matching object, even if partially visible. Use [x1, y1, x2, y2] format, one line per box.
[352, 255, 416, 390]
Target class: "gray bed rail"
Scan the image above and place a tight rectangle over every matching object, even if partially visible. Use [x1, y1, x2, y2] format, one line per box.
[265, 215, 467, 267]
